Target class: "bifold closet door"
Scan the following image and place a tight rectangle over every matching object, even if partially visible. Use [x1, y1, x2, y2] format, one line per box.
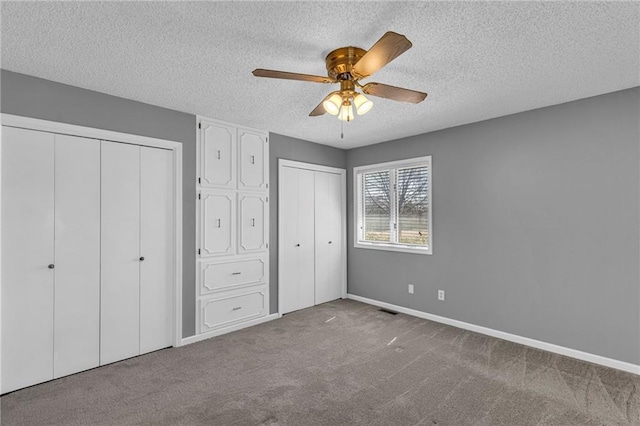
[1, 127, 55, 393]
[140, 147, 174, 354]
[314, 171, 343, 305]
[53, 135, 100, 378]
[280, 166, 315, 314]
[101, 141, 141, 365]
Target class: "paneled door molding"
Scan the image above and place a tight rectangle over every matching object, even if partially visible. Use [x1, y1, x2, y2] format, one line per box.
[0, 113, 184, 348]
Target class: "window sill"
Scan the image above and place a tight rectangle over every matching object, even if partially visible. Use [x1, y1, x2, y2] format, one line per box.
[354, 241, 432, 255]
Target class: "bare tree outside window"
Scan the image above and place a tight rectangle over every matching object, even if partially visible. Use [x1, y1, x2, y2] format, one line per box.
[356, 156, 432, 254]
[363, 171, 391, 242]
[397, 167, 429, 245]
[362, 167, 429, 245]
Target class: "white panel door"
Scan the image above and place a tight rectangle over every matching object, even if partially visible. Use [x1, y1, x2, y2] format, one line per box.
[314, 171, 343, 305]
[279, 166, 299, 314]
[238, 193, 268, 253]
[1, 127, 55, 393]
[280, 167, 315, 314]
[200, 121, 236, 189]
[140, 147, 174, 354]
[237, 129, 267, 191]
[53, 134, 101, 378]
[101, 141, 141, 365]
[200, 191, 236, 257]
[296, 169, 316, 311]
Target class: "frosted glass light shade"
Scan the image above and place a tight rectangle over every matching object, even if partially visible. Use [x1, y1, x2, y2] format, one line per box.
[353, 93, 373, 115]
[338, 103, 354, 122]
[322, 93, 342, 115]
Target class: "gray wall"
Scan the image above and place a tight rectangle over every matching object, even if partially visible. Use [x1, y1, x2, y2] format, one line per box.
[1, 70, 198, 337]
[269, 133, 347, 313]
[346, 87, 640, 364]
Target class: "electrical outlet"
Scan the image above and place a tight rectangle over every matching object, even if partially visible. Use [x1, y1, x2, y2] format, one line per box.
[438, 290, 445, 301]
[408, 284, 414, 294]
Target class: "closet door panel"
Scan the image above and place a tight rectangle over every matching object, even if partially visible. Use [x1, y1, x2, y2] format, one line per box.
[280, 167, 315, 314]
[101, 141, 141, 365]
[1, 127, 55, 393]
[140, 147, 174, 354]
[53, 135, 100, 378]
[238, 129, 267, 191]
[314, 172, 327, 304]
[279, 166, 300, 314]
[201, 121, 236, 189]
[314, 171, 343, 305]
[297, 169, 316, 310]
[326, 172, 344, 301]
[238, 193, 268, 253]
[200, 191, 236, 257]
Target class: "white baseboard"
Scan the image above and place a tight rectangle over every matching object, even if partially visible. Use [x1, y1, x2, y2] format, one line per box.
[347, 294, 640, 376]
[180, 313, 280, 346]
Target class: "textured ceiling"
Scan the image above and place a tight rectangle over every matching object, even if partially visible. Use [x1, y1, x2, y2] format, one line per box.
[2, 1, 639, 149]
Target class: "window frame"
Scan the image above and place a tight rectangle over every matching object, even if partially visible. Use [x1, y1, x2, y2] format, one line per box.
[353, 156, 433, 255]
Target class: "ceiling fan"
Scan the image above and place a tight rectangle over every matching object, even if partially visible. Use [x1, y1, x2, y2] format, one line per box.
[252, 31, 427, 122]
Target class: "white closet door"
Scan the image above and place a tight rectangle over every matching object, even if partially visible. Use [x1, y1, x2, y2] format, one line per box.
[200, 121, 236, 189]
[1, 127, 55, 393]
[140, 147, 174, 354]
[200, 191, 236, 257]
[280, 167, 315, 314]
[101, 141, 141, 365]
[238, 193, 268, 253]
[53, 135, 100, 378]
[314, 171, 343, 305]
[238, 129, 267, 191]
[326, 172, 344, 299]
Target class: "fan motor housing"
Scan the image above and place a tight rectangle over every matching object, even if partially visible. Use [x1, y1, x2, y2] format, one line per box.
[325, 47, 366, 80]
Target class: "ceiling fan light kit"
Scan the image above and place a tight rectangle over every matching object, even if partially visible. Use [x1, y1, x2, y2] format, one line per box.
[322, 92, 342, 115]
[252, 31, 427, 123]
[338, 102, 355, 122]
[353, 93, 373, 115]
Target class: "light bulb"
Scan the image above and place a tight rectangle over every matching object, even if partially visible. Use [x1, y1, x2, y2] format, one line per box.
[338, 102, 354, 122]
[353, 93, 373, 115]
[322, 93, 342, 116]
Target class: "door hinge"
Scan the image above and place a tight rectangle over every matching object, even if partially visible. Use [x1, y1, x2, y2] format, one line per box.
[266, 197, 269, 202]
[198, 122, 201, 129]
[198, 193, 201, 200]
[266, 243, 269, 249]
[198, 248, 201, 255]
[266, 183, 269, 189]
[198, 177, 201, 184]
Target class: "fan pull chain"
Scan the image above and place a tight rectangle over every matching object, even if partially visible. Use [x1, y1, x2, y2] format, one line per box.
[341, 117, 344, 139]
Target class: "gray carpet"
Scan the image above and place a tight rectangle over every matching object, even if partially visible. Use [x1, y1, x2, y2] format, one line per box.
[2, 299, 639, 425]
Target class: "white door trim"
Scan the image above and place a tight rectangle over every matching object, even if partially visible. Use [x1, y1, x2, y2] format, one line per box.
[0, 113, 184, 347]
[278, 159, 347, 317]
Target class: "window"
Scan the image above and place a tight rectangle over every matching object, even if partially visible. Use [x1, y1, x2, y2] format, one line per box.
[354, 156, 432, 254]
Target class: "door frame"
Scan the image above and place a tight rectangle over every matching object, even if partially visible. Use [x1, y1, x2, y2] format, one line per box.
[278, 159, 347, 316]
[1, 113, 184, 347]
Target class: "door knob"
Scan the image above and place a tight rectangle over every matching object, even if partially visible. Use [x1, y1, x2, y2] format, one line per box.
[295, 244, 300, 247]
[139, 257, 145, 261]
[328, 241, 332, 244]
[48, 264, 55, 269]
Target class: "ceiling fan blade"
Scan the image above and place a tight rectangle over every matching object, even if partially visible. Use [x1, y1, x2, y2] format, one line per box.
[252, 69, 335, 84]
[309, 98, 327, 116]
[362, 82, 427, 104]
[351, 32, 413, 79]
